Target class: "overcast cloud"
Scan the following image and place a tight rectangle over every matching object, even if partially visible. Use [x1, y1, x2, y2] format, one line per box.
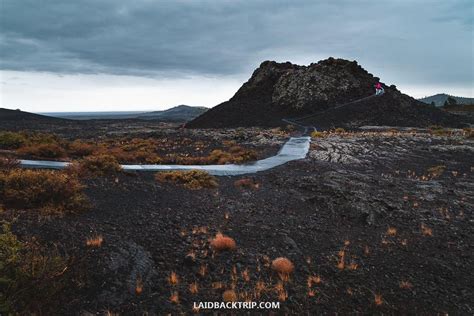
[0, 0, 472, 111]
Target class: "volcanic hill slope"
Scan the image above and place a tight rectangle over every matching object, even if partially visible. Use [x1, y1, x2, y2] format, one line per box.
[187, 58, 468, 129]
[0, 108, 65, 122]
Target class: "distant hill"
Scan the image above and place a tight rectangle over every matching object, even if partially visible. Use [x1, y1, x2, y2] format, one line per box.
[42, 105, 207, 122]
[419, 94, 474, 106]
[187, 58, 468, 129]
[0, 108, 66, 122]
[137, 105, 208, 121]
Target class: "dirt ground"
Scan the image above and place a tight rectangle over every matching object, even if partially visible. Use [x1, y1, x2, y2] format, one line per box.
[2, 126, 474, 314]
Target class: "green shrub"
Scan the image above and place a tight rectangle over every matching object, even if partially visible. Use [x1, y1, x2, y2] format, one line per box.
[0, 222, 68, 314]
[155, 170, 218, 190]
[0, 132, 26, 149]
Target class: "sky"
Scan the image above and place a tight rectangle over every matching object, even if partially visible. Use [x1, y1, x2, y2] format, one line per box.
[0, 0, 473, 112]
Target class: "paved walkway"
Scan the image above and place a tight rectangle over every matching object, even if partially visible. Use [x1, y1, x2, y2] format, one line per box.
[20, 136, 311, 176]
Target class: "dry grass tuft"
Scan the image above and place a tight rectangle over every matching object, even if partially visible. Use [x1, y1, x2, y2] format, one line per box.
[168, 271, 179, 285]
[271, 257, 294, 280]
[399, 280, 413, 289]
[347, 262, 358, 270]
[421, 223, 433, 236]
[337, 250, 345, 270]
[275, 281, 288, 301]
[135, 276, 143, 295]
[169, 291, 179, 304]
[386, 227, 397, 236]
[199, 264, 207, 277]
[210, 233, 236, 252]
[155, 170, 218, 190]
[189, 282, 199, 294]
[307, 275, 321, 287]
[374, 294, 383, 306]
[222, 289, 237, 302]
[86, 235, 103, 247]
[242, 268, 250, 282]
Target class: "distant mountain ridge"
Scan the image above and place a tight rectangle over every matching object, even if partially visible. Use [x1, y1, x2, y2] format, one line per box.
[41, 105, 208, 121]
[419, 94, 474, 106]
[138, 105, 208, 121]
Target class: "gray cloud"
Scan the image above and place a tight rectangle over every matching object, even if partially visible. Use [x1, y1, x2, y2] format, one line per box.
[0, 0, 472, 86]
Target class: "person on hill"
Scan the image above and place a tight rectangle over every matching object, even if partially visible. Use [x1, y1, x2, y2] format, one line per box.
[375, 82, 384, 96]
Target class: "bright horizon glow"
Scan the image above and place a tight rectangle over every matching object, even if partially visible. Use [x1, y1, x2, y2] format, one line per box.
[1, 70, 472, 113]
[0, 71, 245, 113]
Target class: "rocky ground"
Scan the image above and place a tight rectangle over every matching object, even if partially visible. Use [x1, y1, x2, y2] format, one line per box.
[3, 127, 473, 314]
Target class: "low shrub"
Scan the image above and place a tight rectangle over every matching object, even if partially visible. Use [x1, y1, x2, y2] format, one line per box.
[0, 169, 87, 215]
[234, 178, 260, 190]
[18, 143, 66, 159]
[210, 233, 236, 251]
[0, 157, 19, 171]
[155, 170, 218, 190]
[0, 222, 68, 314]
[0, 132, 27, 149]
[285, 124, 296, 132]
[77, 154, 122, 176]
[427, 165, 446, 178]
[207, 147, 257, 164]
[106, 147, 162, 164]
[310, 131, 325, 138]
[334, 128, 346, 134]
[463, 128, 474, 139]
[208, 149, 233, 164]
[67, 140, 97, 157]
[429, 126, 451, 136]
[222, 140, 237, 147]
[429, 125, 443, 130]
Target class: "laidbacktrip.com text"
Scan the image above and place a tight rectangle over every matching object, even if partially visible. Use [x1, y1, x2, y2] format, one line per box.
[194, 301, 280, 310]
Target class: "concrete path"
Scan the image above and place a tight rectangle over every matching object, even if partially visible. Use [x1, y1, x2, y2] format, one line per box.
[20, 136, 311, 176]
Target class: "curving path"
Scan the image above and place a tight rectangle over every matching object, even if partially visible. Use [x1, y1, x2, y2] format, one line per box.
[20, 136, 311, 176]
[19, 92, 383, 176]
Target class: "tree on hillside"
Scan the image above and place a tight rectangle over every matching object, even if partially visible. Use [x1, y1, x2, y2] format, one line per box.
[444, 97, 457, 107]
